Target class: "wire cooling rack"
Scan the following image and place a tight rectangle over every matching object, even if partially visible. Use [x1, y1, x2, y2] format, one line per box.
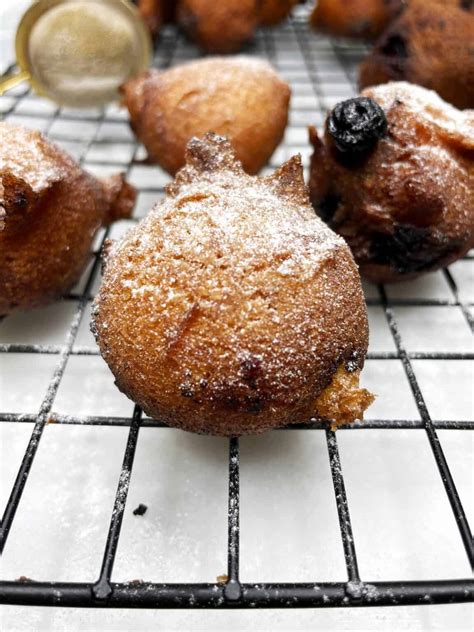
[0, 8, 473, 610]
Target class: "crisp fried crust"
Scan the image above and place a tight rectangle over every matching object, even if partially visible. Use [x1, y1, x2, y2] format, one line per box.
[93, 133, 372, 436]
[309, 82, 474, 283]
[359, 0, 474, 109]
[0, 123, 135, 315]
[121, 56, 290, 175]
[178, 0, 258, 53]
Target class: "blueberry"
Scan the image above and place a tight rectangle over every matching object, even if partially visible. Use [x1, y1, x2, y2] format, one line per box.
[369, 224, 461, 274]
[327, 97, 387, 160]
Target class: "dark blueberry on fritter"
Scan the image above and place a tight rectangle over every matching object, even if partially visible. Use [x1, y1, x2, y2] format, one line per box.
[327, 97, 387, 161]
[369, 224, 461, 274]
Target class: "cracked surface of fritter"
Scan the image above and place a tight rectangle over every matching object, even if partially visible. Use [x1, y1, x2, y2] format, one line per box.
[309, 82, 474, 283]
[93, 133, 372, 436]
[121, 56, 290, 175]
[0, 123, 135, 315]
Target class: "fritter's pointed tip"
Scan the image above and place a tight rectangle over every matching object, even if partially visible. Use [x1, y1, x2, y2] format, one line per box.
[264, 154, 309, 205]
[167, 133, 244, 196]
[185, 133, 241, 172]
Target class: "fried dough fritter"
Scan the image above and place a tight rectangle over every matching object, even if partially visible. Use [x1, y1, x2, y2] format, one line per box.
[310, 0, 396, 39]
[121, 56, 290, 175]
[177, 0, 258, 53]
[92, 133, 373, 436]
[359, 0, 474, 109]
[309, 83, 474, 284]
[259, 0, 298, 26]
[0, 123, 136, 315]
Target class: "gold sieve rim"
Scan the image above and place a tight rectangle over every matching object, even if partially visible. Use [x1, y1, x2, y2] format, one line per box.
[4, 0, 152, 107]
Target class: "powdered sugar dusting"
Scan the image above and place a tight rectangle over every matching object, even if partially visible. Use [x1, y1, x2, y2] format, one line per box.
[93, 135, 370, 434]
[0, 122, 73, 193]
[109, 139, 344, 295]
[165, 55, 281, 88]
[364, 81, 474, 145]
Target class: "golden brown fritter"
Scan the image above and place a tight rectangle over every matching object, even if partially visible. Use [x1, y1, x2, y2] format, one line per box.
[310, 0, 396, 39]
[0, 123, 135, 315]
[93, 133, 373, 436]
[309, 83, 474, 284]
[121, 56, 290, 175]
[177, 0, 258, 53]
[259, 0, 298, 26]
[359, 0, 474, 109]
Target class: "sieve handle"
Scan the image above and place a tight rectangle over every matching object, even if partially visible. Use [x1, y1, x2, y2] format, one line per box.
[0, 70, 30, 95]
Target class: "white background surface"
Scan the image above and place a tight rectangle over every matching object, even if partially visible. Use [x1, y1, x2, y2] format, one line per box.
[0, 1, 473, 631]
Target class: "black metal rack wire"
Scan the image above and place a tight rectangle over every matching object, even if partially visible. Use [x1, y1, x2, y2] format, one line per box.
[0, 12, 473, 609]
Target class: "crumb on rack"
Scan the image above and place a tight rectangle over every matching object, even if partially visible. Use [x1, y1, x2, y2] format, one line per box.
[132, 503, 148, 516]
[216, 574, 229, 583]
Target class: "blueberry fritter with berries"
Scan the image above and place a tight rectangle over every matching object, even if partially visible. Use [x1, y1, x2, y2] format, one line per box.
[0, 123, 135, 315]
[309, 83, 474, 284]
[93, 133, 373, 436]
[121, 57, 290, 176]
[359, 0, 474, 109]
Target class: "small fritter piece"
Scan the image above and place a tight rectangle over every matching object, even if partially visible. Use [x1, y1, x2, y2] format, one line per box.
[121, 56, 290, 175]
[259, 0, 298, 26]
[310, 0, 396, 39]
[359, 0, 474, 109]
[177, 0, 258, 53]
[137, 0, 162, 38]
[309, 83, 474, 284]
[0, 123, 135, 315]
[93, 133, 373, 436]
